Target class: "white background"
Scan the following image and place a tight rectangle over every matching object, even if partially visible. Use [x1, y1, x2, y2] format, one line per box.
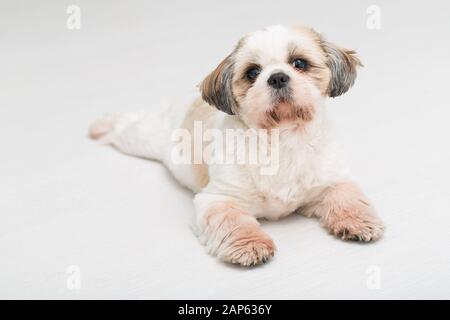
[1, 0, 449, 299]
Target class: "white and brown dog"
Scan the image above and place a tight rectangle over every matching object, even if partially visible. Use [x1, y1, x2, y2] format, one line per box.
[90, 25, 384, 266]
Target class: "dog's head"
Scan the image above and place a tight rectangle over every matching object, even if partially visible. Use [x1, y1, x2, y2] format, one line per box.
[200, 25, 361, 128]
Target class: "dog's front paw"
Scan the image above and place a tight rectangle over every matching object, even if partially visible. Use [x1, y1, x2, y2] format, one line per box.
[218, 225, 276, 267]
[325, 205, 384, 242]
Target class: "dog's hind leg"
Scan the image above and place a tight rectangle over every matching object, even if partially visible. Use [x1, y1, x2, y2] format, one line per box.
[89, 97, 207, 192]
[89, 109, 172, 162]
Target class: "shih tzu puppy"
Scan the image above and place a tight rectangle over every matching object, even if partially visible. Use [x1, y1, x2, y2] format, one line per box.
[89, 25, 384, 266]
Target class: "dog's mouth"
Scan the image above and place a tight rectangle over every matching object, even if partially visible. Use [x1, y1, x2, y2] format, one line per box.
[263, 98, 315, 128]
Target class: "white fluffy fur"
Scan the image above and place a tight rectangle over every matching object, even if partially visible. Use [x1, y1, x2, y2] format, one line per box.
[89, 25, 384, 267]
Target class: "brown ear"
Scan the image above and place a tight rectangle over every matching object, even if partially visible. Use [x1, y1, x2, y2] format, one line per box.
[200, 54, 238, 115]
[321, 41, 362, 97]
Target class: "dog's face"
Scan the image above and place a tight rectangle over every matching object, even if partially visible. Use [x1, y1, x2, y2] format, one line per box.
[200, 25, 361, 128]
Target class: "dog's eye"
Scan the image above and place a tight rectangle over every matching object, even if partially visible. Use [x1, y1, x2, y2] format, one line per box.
[292, 58, 307, 71]
[246, 67, 261, 81]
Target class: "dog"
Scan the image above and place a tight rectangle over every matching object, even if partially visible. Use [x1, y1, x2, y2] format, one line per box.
[89, 25, 384, 267]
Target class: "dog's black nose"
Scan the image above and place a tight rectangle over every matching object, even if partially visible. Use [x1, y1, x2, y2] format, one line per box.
[267, 72, 290, 89]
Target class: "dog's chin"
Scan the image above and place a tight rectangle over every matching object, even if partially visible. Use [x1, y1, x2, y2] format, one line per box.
[261, 100, 315, 129]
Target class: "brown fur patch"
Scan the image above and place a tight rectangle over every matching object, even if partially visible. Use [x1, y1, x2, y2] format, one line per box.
[200, 43, 244, 115]
[180, 98, 217, 189]
[200, 37, 249, 115]
[290, 26, 332, 95]
[319, 41, 362, 97]
[303, 182, 384, 242]
[203, 202, 276, 266]
[233, 73, 253, 103]
[263, 102, 315, 128]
